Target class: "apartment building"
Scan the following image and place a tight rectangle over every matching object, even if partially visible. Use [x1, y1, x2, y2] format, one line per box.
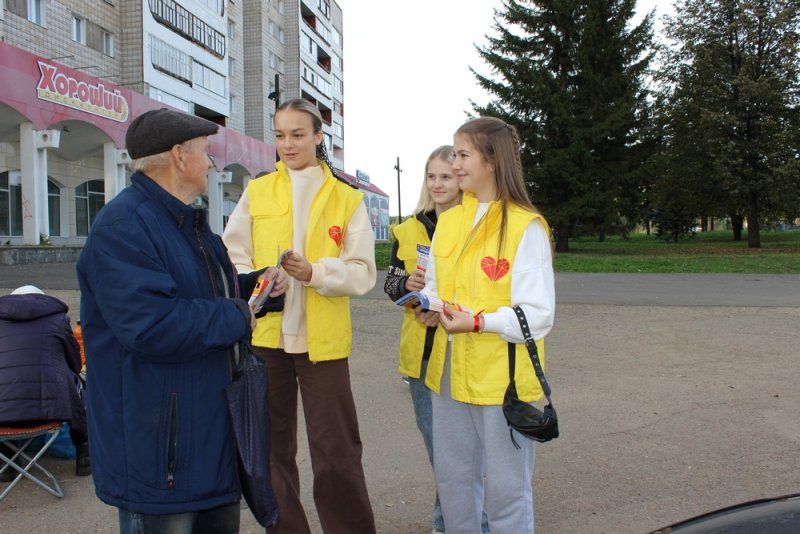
[0, 0, 387, 247]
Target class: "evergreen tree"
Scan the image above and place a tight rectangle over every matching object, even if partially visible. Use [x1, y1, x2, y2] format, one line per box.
[472, 0, 656, 252]
[661, 0, 800, 247]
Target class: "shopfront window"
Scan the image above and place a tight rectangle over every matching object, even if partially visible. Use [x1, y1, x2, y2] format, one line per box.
[48, 179, 61, 237]
[75, 179, 104, 236]
[0, 171, 23, 237]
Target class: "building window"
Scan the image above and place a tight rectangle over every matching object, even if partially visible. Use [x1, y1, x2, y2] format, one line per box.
[101, 30, 115, 57]
[300, 31, 315, 56]
[317, 22, 331, 43]
[0, 171, 22, 237]
[269, 19, 284, 43]
[228, 19, 235, 38]
[269, 52, 284, 74]
[272, 0, 283, 14]
[150, 35, 192, 84]
[149, 0, 226, 58]
[301, 63, 331, 97]
[71, 14, 86, 44]
[197, 0, 223, 15]
[333, 120, 343, 138]
[47, 179, 61, 237]
[317, 0, 329, 18]
[332, 52, 342, 71]
[333, 74, 342, 94]
[193, 61, 226, 96]
[75, 180, 104, 237]
[230, 94, 236, 114]
[148, 87, 191, 111]
[28, 0, 45, 25]
[228, 56, 235, 76]
[332, 27, 341, 48]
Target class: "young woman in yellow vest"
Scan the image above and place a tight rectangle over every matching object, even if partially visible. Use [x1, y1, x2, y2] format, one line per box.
[223, 98, 377, 534]
[386, 145, 487, 534]
[420, 117, 555, 533]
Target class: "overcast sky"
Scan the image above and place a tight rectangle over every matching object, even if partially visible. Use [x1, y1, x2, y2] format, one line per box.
[338, 0, 673, 216]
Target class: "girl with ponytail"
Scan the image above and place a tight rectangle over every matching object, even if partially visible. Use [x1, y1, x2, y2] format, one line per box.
[223, 98, 377, 534]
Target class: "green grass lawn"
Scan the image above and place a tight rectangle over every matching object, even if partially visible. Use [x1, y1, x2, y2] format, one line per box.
[375, 230, 800, 274]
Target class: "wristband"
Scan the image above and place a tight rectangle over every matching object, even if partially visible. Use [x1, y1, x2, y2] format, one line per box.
[473, 314, 482, 333]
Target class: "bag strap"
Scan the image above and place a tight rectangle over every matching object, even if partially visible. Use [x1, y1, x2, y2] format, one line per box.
[219, 264, 242, 372]
[507, 306, 553, 402]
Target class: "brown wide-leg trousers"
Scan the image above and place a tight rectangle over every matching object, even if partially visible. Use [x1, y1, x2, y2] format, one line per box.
[254, 347, 376, 534]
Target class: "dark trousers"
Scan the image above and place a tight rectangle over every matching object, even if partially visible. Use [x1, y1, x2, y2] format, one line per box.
[118, 501, 240, 534]
[255, 348, 376, 534]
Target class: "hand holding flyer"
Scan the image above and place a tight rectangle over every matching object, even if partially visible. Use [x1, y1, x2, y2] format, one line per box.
[248, 248, 292, 313]
[394, 291, 471, 315]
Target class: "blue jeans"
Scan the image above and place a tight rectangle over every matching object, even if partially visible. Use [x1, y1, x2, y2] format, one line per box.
[118, 502, 240, 534]
[409, 359, 489, 533]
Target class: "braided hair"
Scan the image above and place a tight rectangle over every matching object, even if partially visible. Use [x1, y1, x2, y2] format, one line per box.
[276, 98, 352, 186]
[455, 117, 537, 257]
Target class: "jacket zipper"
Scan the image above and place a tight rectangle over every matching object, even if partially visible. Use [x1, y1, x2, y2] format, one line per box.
[167, 392, 178, 489]
[194, 212, 221, 297]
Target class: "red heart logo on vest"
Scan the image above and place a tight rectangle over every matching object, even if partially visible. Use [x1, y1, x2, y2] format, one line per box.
[328, 225, 343, 246]
[480, 256, 510, 281]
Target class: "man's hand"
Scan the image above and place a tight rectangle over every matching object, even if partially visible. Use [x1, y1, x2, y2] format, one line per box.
[281, 251, 313, 282]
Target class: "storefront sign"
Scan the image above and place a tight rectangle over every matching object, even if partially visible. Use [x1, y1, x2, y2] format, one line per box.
[356, 169, 370, 184]
[36, 61, 129, 122]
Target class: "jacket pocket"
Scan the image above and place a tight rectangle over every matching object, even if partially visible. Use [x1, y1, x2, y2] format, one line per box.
[432, 234, 456, 259]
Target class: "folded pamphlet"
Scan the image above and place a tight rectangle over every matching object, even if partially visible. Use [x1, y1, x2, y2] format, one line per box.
[248, 248, 292, 312]
[416, 244, 431, 272]
[394, 291, 471, 315]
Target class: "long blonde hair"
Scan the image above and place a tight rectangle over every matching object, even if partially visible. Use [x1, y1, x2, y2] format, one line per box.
[414, 145, 458, 213]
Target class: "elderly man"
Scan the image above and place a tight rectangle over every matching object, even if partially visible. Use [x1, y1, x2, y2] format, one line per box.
[77, 109, 285, 533]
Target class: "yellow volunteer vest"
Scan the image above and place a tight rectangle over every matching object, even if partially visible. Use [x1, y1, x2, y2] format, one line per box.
[392, 216, 447, 378]
[425, 193, 549, 405]
[248, 161, 364, 361]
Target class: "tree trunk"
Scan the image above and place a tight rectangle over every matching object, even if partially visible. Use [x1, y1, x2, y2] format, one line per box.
[731, 213, 744, 241]
[746, 193, 761, 248]
[710, 217, 715, 231]
[554, 225, 570, 253]
[700, 215, 708, 231]
[599, 225, 606, 242]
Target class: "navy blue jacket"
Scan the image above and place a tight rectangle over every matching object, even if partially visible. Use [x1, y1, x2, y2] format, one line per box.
[77, 172, 253, 514]
[0, 293, 85, 432]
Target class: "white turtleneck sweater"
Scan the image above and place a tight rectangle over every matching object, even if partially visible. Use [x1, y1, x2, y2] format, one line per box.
[223, 164, 376, 354]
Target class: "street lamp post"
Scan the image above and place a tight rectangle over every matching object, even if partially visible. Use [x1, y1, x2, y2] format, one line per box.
[394, 156, 402, 223]
[267, 74, 280, 164]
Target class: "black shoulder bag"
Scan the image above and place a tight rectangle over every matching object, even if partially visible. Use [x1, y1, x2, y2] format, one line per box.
[503, 305, 559, 447]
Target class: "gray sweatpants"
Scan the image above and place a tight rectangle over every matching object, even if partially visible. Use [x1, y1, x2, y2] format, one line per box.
[431, 346, 536, 534]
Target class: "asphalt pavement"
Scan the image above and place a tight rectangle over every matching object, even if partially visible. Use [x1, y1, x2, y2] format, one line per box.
[1, 261, 798, 307]
[0, 262, 798, 533]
